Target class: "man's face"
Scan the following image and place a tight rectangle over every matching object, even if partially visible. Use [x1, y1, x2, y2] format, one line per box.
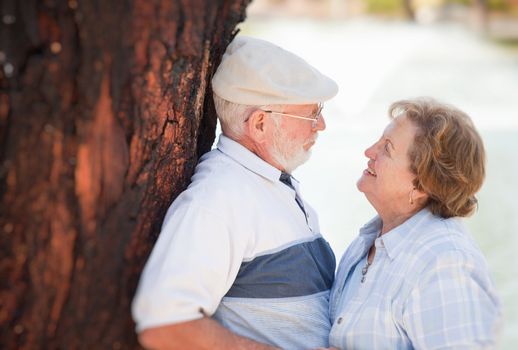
[267, 104, 326, 173]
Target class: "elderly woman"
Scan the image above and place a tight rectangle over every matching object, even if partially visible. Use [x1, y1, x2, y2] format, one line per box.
[328, 98, 502, 349]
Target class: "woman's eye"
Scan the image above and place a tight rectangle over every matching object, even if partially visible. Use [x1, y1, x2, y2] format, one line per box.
[384, 142, 390, 153]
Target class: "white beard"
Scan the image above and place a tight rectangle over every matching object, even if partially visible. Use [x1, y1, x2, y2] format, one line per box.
[269, 126, 315, 173]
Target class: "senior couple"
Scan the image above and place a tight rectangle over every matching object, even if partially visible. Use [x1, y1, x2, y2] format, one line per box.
[132, 36, 502, 349]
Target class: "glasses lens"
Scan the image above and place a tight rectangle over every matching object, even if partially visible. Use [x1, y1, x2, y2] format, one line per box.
[311, 104, 323, 126]
[313, 104, 323, 119]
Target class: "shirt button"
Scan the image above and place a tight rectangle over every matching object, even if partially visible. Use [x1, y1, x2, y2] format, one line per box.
[337, 317, 343, 324]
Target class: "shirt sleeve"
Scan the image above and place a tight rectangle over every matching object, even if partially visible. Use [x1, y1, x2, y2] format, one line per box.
[131, 201, 245, 332]
[402, 250, 502, 349]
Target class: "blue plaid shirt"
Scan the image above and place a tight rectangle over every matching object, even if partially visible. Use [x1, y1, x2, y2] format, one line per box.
[329, 208, 502, 349]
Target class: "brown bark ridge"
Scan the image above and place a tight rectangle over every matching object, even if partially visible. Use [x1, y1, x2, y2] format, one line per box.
[0, 0, 251, 348]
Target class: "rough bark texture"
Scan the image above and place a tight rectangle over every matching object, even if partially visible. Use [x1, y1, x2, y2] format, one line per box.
[0, 0, 250, 348]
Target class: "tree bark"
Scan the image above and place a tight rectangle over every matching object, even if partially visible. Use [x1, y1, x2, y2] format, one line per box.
[0, 0, 250, 348]
[402, 0, 415, 21]
[473, 0, 489, 32]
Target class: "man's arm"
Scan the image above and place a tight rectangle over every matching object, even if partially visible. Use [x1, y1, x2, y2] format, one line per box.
[138, 317, 279, 350]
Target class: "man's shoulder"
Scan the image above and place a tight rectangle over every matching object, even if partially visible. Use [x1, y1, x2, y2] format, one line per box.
[192, 149, 246, 188]
[175, 149, 255, 207]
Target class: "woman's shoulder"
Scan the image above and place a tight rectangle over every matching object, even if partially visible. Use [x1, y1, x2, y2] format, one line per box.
[411, 214, 479, 253]
[404, 213, 489, 275]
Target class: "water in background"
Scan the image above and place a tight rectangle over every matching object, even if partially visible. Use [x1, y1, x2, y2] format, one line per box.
[219, 17, 518, 348]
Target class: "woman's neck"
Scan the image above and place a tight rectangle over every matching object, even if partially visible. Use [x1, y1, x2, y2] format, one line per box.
[379, 207, 423, 235]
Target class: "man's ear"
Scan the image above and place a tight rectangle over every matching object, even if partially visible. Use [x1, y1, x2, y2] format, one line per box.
[246, 109, 268, 142]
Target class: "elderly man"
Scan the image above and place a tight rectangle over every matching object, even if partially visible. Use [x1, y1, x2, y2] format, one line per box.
[132, 36, 338, 349]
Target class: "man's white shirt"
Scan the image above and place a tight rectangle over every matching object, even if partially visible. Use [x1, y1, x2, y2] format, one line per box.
[132, 135, 335, 349]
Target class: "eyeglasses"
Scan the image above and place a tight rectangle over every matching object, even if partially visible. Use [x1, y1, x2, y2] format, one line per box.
[260, 103, 324, 128]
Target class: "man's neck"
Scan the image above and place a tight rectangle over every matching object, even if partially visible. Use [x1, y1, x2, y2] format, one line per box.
[227, 134, 286, 173]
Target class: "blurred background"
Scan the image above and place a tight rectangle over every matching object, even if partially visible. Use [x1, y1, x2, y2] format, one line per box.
[216, 0, 518, 348]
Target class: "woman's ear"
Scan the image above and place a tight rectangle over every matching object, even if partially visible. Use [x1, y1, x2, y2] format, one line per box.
[412, 187, 429, 206]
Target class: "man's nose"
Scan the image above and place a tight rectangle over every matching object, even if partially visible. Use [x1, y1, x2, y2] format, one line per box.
[314, 114, 326, 131]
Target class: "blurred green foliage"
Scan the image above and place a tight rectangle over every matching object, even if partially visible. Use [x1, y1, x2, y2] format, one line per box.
[365, 0, 404, 14]
[446, 0, 470, 5]
[487, 0, 510, 11]
[365, 0, 515, 13]
[449, 0, 510, 11]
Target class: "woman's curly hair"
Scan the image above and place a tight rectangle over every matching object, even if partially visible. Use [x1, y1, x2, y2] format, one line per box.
[389, 98, 485, 218]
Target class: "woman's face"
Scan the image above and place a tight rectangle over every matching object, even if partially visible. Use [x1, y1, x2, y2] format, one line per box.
[357, 115, 419, 213]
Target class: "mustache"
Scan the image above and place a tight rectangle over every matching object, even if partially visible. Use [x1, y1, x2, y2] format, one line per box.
[306, 133, 318, 145]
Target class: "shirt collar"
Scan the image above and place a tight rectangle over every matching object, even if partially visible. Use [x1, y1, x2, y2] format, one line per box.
[358, 215, 383, 256]
[216, 134, 281, 183]
[380, 207, 433, 260]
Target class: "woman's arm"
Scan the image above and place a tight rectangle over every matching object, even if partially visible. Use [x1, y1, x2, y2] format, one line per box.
[402, 250, 502, 349]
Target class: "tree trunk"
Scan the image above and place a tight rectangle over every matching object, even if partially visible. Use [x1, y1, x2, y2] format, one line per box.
[0, 0, 250, 348]
[402, 0, 415, 21]
[473, 0, 489, 32]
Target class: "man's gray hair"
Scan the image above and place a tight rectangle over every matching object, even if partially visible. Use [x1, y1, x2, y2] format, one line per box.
[213, 94, 284, 139]
[213, 94, 256, 138]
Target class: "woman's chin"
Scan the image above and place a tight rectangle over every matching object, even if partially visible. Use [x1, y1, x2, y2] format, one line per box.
[356, 176, 369, 193]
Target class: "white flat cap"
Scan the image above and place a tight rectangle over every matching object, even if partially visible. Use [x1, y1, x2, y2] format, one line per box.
[212, 36, 338, 106]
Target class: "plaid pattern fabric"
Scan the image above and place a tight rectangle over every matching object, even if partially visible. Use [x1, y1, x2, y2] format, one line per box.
[329, 208, 503, 349]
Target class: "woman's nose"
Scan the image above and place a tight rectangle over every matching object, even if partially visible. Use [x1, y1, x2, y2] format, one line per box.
[364, 143, 377, 159]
